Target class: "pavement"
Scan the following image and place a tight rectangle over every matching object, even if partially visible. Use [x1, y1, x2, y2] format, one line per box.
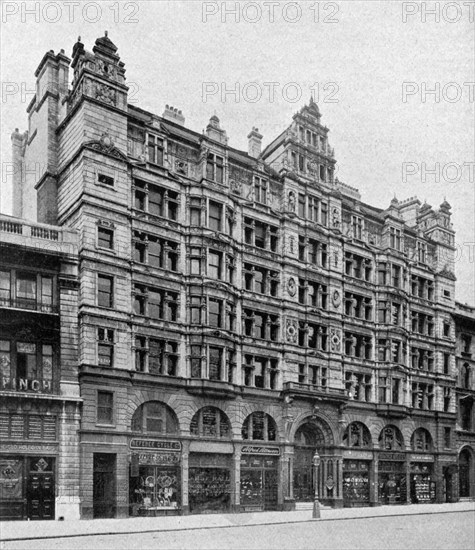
[0, 501, 474, 543]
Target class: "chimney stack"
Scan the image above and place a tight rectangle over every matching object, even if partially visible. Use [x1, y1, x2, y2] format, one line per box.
[247, 127, 263, 158]
[162, 105, 185, 126]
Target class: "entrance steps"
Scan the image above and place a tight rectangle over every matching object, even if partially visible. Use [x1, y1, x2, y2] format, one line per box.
[295, 502, 331, 511]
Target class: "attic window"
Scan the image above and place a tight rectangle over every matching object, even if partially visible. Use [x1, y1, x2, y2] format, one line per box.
[443, 289, 451, 298]
[98, 174, 114, 186]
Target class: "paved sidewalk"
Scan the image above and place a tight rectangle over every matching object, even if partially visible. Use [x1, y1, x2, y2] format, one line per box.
[1, 501, 474, 542]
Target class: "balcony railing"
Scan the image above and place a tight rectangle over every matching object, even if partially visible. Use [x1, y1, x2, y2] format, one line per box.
[0, 214, 77, 254]
[283, 381, 348, 402]
[0, 297, 59, 314]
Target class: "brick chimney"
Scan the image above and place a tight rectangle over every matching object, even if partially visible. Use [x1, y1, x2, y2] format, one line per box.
[247, 127, 263, 158]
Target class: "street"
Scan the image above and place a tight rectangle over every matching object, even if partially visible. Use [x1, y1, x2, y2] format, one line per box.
[2, 510, 474, 550]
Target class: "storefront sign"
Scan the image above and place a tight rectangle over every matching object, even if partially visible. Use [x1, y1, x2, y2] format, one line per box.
[2, 377, 52, 394]
[379, 452, 405, 461]
[241, 446, 280, 456]
[410, 454, 435, 462]
[130, 439, 181, 451]
[138, 453, 180, 465]
[343, 450, 373, 461]
[1, 443, 57, 453]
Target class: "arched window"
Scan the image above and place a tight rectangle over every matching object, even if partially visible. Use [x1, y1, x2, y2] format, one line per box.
[343, 422, 372, 448]
[294, 423, 326, 447]
[411, 428, 433, 452]
[242, 412, 277, 441]
[378, 425, 404, 451]
[190, 407, 231, 439]
[131, 401, 178, 435]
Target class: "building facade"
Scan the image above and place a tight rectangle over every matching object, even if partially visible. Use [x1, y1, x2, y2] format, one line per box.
[10, 34, 464, 518]
[0, 214, 80, 520]
[454, 302, 475, 499]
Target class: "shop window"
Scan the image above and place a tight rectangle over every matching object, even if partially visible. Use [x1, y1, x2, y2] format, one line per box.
[97, 391, 114, 424]
[343, 422, 371, 448]
[98, 226, 114, 250]
[411, 428, 433, 452]
[97, 274, 113, 308]
[378, 425, 404, 451]
[242, 412, 277, 441]
[131, 401, 178, 435]
[190, 407, 231, 438]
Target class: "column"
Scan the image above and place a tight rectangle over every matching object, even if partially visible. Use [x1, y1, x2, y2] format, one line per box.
[233, 448, 241, 512]
[371, 458, 379, 506]
[181, 440, 190, 514]
[405, 456, 411, 504]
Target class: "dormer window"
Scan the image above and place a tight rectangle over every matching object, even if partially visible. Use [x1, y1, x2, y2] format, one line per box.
[147, 134, 164, 165]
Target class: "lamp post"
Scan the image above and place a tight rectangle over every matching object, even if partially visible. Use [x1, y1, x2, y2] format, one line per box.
[312, 450, 321, 519]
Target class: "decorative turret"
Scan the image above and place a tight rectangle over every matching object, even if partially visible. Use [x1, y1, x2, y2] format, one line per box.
[205, 114, 228, 145]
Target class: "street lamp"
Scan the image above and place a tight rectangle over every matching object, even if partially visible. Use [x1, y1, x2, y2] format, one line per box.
[312, 450, 321, 519]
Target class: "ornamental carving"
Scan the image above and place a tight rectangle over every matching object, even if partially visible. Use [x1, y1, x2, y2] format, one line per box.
[330, 327, 342, 352]
[230, 179, 242, 195]
[95, 83, 116, 105]
[332, 207, 340, 229]
[287, 191, 296, 212]
[332, 290, 341, 308]
[286, 318, 298, 344]
[287, 277, 297, 297]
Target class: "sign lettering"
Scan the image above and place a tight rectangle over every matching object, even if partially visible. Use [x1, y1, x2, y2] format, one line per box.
[2, 377, 52, 394]
[130, 439, 181, 451]
[241, 446, 280, 456]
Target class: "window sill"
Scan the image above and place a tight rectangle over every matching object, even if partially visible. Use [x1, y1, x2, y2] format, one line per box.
[96, 423, 116, 428]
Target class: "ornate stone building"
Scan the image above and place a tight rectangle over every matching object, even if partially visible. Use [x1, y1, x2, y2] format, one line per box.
[0, 215, 80, 520]
[9, 34, 463, 518]
[453, 302, 475, 499]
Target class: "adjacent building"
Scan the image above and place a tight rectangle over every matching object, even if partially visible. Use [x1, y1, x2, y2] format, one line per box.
[6, 33, 467, 518]
[0, 214, 80, 520]
[454, 302, 475, 499]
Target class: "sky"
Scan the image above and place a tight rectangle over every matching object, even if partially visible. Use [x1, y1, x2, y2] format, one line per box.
[0, 0, 474, 303]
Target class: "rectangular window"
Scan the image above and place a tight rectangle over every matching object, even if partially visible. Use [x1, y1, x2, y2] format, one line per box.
[444, 427, 451, 448]
[191, 345, 202, 378]
[254, 177, 268, 205]
[98, 328, 114, 367]
[147, 134, 164, 165]
[417, 242, 427, 264]
[97, 391, 114, 424]
[208, 250, 222, 279]
[209, 347, 222, 380]
[390, 227, 402, 251]
[0, 340, 11, 379]
[97, 173, 114, 186]
[209, 201, 222, 232]
[352, 216, 363, 240]
[16, 272, 37, 309]
[16, 342, 37, 379]
[443, 353, 450, 374]
[97, 275, 113, 308]
[98, 226, 114, 250]
[443, 322, 451, 338]
[298, 194, 306, 218]
[206, 153, 224, 183]
[190, 197, 202, 225]
[208, 298, 222, 327]
[0, 271, 11, 305]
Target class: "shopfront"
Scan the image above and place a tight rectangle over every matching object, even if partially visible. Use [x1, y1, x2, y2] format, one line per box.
[129, 438, 181, 516]
[343, 459, 371, 506]
[188, 453, 232, 514]
[240, 446, 279, 511]
[410, 455, 435, 503]
[378, 453, 407, 504]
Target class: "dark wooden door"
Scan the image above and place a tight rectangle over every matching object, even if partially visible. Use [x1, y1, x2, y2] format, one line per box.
[27, 473, 55, 520]
[263, 470, 278, 510]
[293, 448, 314, 501]
[93, 454, 116, 518]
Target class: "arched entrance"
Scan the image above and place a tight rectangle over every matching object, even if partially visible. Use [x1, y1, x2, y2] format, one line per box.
[293, 421, 329, 502]
[459, 447, 473, 498]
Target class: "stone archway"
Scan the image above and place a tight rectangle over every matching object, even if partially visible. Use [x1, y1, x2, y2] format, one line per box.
[459, 447, 474, 498]
[292, 418, 333, 502]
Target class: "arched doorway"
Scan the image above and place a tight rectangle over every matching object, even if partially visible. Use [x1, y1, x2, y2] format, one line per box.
[293, 421, 328, 502]
[459, 447, 473, 498]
